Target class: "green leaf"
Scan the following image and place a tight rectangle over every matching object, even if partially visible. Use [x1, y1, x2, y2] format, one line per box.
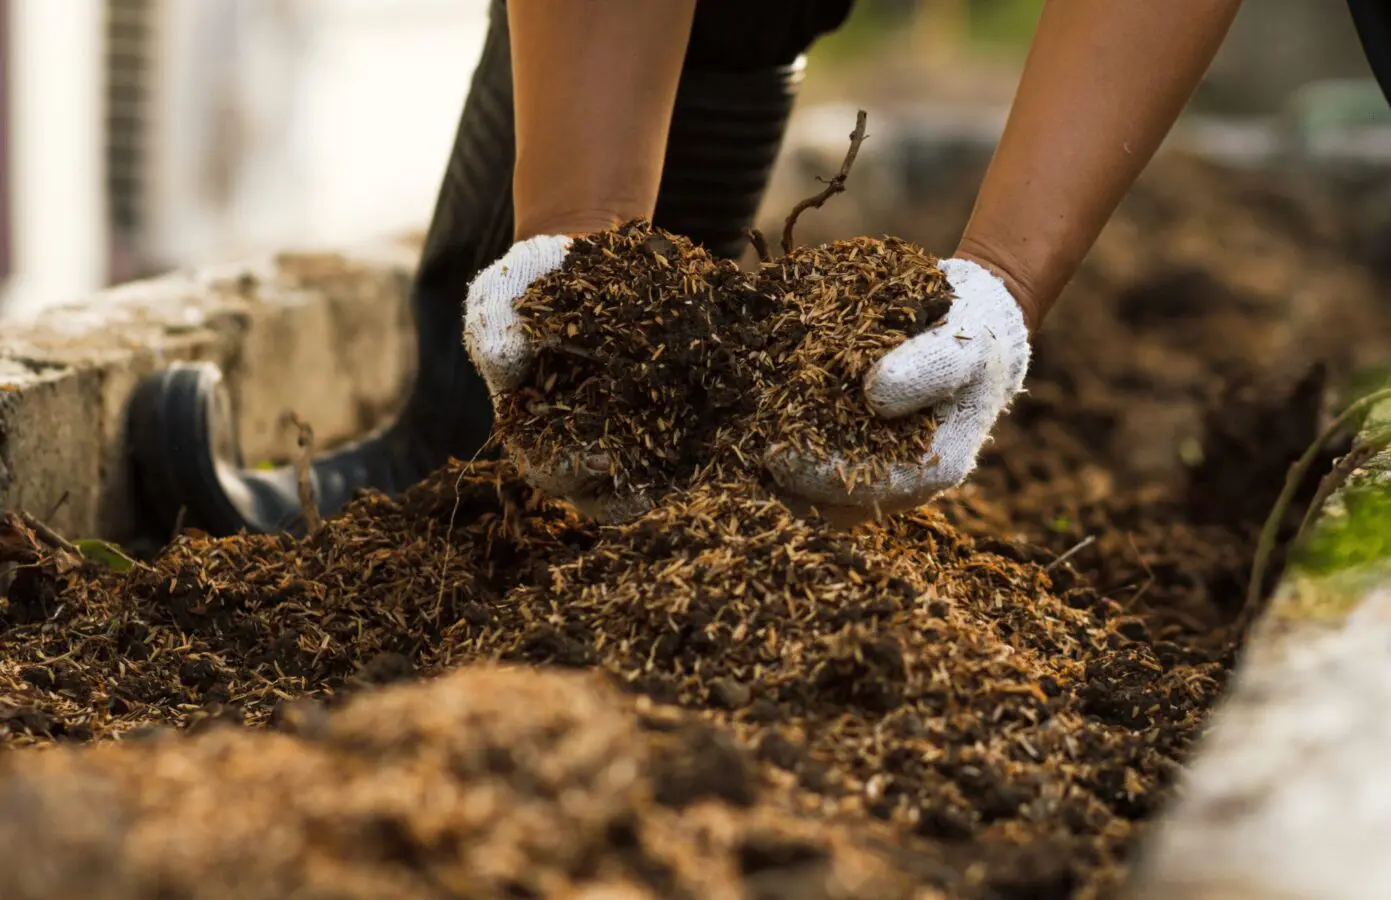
[74, 538, 135, 573]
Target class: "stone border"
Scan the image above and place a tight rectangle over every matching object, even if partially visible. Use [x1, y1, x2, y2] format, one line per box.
[1127, 397, 1391, 899]
[0, 238, 419, 545]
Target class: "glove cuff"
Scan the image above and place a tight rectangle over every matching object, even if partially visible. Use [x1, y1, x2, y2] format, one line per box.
[941, 257, 1031, 393]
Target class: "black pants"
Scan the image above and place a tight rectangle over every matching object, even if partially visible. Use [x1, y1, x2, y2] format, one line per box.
[685, 0, 855, 68]
[1349, 0, 1391, 102]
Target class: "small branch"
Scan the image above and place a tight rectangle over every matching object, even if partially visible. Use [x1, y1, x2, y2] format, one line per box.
[1046, 535, 1096, 572]
[745, 227, 772, 263]
[1294, 440, 1382, 543]
[781, 109, 869, 256]
[44, 491, 70, 523]
[18, 511, 78, 555]
[289, 413, 322, 534]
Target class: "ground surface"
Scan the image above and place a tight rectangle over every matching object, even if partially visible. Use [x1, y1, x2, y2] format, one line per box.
[0, 154, 1387, 900]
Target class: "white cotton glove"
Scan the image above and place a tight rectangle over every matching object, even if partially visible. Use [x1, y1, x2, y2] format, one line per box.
[463, 234, 572, 395]
[766, 257, 1031, 519]
[464, 235, 645, 522]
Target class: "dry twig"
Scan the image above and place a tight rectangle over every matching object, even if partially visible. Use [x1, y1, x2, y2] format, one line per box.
[781, 109, 869, 255]
[17, 511, 77, 555]
[745, 227, 772, 263]
[289, 413, 321, 534]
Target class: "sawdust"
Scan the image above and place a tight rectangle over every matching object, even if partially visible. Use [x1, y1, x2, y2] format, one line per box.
[0, 667, 926, 900]
[753, 236, 952, 481]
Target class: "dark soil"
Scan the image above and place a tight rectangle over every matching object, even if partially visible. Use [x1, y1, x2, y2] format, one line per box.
[0, 153, 1385, 899]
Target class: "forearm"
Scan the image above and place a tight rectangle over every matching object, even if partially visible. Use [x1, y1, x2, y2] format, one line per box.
[955, 0, 1243, 329]
[509, 0, 696, 241]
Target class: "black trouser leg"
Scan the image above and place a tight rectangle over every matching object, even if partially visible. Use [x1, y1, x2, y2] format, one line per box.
[1349, 0, 1391, 105]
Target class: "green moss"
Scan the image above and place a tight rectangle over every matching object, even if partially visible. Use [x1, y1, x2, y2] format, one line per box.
[1336, 366, 1391, 431]
[1292, 479, 1391, 577]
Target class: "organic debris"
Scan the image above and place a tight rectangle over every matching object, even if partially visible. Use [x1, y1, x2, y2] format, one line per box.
[0, 667, 922, 900]
[753, 237, 952, 479]
[0, 448, 1230, 898]
[495, 223, 766, 502]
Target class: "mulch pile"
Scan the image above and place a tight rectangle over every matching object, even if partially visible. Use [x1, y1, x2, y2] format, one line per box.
[0, 667, 925, 900]
[0, 150, 1386, 900]
[0, 458, 1225, 900]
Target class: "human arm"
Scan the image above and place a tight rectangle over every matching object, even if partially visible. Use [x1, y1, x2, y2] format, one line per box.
[770, 0, 1245, 518]
[509, 0, 697, 241]
[956, 0, 1245, 330]
[464, 1, 696, 519]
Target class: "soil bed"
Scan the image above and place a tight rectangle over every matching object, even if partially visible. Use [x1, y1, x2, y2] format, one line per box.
[0, 154, 1386, 899]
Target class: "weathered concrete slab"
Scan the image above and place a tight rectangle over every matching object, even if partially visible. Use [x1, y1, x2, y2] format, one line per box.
[0, 240, 418, 544]
[1127, 397, 1391, 900]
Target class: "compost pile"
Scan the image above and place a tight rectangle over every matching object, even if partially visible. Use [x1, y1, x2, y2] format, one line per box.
[0, 145, 1385, 899]
[0, 667, 923, 900]
[0, 458, 1226, 900]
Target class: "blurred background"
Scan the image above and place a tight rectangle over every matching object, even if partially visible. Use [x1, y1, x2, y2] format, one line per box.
[0, 0, 1386, 320]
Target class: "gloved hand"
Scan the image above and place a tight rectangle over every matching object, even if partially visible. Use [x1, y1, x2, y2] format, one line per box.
[766, 257, 1031, 520]
[464, 234, 572, 396]
[464, 235, 645, 522]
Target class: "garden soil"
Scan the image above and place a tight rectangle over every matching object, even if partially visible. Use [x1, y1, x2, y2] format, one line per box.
[0, 153, 1388, 900]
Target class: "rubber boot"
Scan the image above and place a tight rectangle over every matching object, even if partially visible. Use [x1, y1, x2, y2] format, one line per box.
[127, 0, 854, 539]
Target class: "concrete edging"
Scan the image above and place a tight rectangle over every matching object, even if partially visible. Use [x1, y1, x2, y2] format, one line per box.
[1128, 397, 1391, 900]
[0, 238, 419, 545]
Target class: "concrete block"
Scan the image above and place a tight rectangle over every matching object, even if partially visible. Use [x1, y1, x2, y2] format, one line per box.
[0, 238, 418, 543]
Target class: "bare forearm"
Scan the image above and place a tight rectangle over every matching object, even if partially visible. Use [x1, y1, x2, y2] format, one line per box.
[956, 0, 1243, 329]
[509, 0, 696, 241]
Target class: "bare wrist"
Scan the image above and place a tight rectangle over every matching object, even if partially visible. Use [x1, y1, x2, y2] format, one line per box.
[952, 241, 1047, 333]
[514, 208, 635, 243]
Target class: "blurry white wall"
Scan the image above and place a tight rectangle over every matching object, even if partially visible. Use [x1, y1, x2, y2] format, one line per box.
[0, 0, 491, 319]
[146, 0, 491, 266]
[3, 0, 107, 319]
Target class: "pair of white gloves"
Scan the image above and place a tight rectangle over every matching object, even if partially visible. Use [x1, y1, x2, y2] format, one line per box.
[464, 235, 1031, 522]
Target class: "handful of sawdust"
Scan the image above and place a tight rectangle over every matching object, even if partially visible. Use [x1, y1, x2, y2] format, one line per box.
[492, 221, 770, 498]
[752, 236, 952, 484]
[491, 111, 955, 513]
